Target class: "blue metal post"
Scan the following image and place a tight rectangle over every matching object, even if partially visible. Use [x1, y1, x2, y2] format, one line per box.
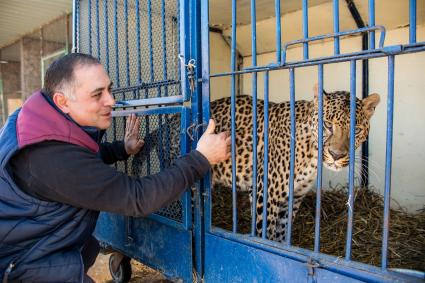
[88, 0, 92, 54]
[230, 0, 238, 234]
[314, 64, 324, 253]
[72, 0, 79, 53]
[275, 0, 281, 64]
[369, 0, 375, 49]
[104, 0, 109, 73]
[136, 0, 141, 98]
[333, 0, 340, 55]
[410, 0, 417, 44]
[286, 68, 296, 245]
[302, 0, 309, 60]
[201, 0, 212, 232]
[345, 60, 357, 260]
[250, 0, 258, 237]
[96, 0, 100, 59]
[162, 0, 168, 97]
[114, 0, 120, 88]
[382, 55, 395, 269]
[262, 71, 270, 239]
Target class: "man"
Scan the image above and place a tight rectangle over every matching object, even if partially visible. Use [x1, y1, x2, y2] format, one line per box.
[0, 53, 231, 282]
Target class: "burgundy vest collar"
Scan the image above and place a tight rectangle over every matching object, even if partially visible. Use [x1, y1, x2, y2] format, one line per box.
[16, 91, 99, 153]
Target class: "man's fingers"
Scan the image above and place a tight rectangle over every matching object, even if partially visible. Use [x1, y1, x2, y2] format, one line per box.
[204, 119, 215, 135]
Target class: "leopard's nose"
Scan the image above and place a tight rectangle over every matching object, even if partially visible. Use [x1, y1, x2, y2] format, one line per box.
[328, 149, 346, 161]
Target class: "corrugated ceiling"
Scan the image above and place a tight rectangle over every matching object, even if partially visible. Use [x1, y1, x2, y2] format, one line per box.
[0, 0, 72, 49]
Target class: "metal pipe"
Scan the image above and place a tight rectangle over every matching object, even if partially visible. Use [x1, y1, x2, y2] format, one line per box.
[275, 0, 281, 63]
[382, 55, 395, 269]
[231, 0, 238, 234]
[410, 0, 417, 43]
[314, 64, 324, 253]
[250, 0, 259, 237]
[286, 68, 296, 245]
[345, 60, 357, 260]
[333, 0, 340, 55]
[262, 71, 270, 240]
[302, 0, 309, 59]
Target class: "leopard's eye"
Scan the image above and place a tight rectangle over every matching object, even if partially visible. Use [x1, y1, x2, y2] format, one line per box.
[355, 127, 362, 135]
[324, 121, 333, 131]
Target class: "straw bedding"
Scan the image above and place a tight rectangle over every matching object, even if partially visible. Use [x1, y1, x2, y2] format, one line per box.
[211, 185, 425, 271]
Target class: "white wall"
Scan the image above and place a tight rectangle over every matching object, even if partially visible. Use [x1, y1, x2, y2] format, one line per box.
[209, 25, 425, 213]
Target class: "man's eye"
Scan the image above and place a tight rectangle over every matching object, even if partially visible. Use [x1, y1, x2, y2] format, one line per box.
[92, 93, 101, 97]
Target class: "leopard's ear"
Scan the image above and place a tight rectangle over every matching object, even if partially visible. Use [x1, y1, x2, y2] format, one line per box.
[362, 93, 380, 119]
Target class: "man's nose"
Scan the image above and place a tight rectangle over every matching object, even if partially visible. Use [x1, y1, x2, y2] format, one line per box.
[104, 92, 115, 106]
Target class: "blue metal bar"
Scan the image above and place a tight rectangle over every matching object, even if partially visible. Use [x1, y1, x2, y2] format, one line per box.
[180, 107, 191, 229]
[286, 68, 296, 245]
[250, 0, 258, 237]
[179, 0, 190, 101]
[369, 0, 375, 49]
[112, 105, 186, 117]
[162, 0, 168, 97]
[136, 0, 141, 99]
[124, 0, 130, 88]
[115, 95, 184, 108]
[96, 0, 100, 59]
[123, 0, 130, 174]
[333, 0, 340, 55]
[382, 55, 395, 269]
[201, 0, 212, 232]
[145, 0, 154, 175]
[148, 0, 155, 85]
[345, 60, 357, 260]
[410, 0, 417, 44]
[302, 0, 309, 60]
[113, 0, 120, 88]
[281, 26, 386, 64]
[314, 64, 324, 253]
[231, 0, 238, 234]
[104, 0, 109, 73]
[211, 42, 425, 78]
[72, 0, 79, 52]
[262, 71, 270, 239]
[88, 0, 92, 54]
[274, 0, 281, 64]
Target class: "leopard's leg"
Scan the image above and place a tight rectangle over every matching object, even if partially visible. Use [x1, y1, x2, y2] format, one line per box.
[255, 177, 281, 241]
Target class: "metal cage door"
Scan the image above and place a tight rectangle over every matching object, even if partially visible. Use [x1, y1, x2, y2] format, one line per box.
[73, 0, 197, 281]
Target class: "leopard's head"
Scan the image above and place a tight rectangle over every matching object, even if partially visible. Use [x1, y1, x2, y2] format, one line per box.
[311, 84, 380, 171]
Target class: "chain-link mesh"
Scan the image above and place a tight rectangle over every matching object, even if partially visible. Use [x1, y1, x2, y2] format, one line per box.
[105, 112, 183, 222]
[78, 0, 181, 100]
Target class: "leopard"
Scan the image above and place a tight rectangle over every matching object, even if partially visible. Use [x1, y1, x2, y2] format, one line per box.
[134, 84, 380, 243]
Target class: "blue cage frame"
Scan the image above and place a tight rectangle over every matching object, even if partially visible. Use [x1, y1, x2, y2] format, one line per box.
[73, 0, 425, 282]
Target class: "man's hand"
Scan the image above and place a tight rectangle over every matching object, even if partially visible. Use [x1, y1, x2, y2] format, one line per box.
[124, 114, 145, 155]
[196, 119, 231, 165]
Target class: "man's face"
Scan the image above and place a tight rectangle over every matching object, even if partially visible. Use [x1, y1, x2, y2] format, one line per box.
[65, 64, 115, 129]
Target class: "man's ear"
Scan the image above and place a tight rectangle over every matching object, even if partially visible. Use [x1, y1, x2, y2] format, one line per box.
[52, 92, 70, 113]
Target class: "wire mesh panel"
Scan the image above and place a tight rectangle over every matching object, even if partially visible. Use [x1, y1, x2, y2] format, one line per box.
[77, 0, 182, 101]
[105, 110, 184, 222]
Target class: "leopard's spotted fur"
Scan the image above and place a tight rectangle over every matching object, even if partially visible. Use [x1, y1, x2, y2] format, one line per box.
[137, 86, 380, 242]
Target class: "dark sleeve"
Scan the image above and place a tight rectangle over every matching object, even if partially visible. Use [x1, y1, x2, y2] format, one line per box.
[9, 141, 210, 217]
[99, 141, 129, 164]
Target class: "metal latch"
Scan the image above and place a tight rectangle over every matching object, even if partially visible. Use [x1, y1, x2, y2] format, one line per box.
[179, 54, 197, 93]
[187, 122, 208, 141]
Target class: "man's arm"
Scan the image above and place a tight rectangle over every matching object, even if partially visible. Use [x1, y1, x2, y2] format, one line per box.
[10, 141, 210, 216]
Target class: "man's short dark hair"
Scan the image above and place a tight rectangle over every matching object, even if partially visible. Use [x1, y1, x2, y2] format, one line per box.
[42, 53, 101, 99]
